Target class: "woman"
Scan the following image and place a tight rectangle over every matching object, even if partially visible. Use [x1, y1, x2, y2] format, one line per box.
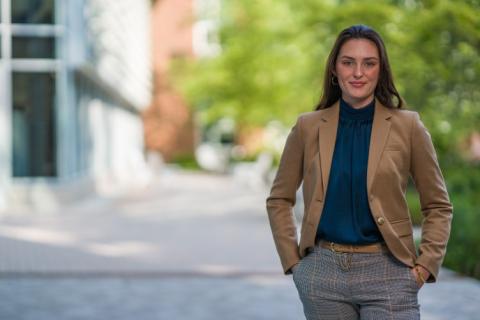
[266, 25, 452, 319]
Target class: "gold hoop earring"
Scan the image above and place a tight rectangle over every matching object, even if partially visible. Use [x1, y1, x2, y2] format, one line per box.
[331, 76, 338, 86]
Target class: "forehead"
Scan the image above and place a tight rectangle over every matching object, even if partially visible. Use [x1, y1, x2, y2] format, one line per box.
[338, 38, 379, 59]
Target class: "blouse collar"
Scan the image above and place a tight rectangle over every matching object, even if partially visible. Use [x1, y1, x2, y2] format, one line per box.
[340, 97, 375, 121]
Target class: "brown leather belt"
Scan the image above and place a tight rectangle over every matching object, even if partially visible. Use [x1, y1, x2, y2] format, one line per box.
[317, 239, 388, 253]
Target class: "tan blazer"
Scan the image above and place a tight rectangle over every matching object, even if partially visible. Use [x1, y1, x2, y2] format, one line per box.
[266, 98, 452, 283]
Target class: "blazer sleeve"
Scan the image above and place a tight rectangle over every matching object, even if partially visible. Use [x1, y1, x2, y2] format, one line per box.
[410, 112, 453, 282]
[266, 115, 305, 275]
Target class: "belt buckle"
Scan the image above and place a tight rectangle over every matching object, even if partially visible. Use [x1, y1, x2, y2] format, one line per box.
[329, 242, 338, 253]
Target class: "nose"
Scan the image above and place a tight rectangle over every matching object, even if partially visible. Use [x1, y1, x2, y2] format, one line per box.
[354, 64, 363, 78]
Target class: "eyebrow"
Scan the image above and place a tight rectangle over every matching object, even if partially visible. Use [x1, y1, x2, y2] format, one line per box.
[339, 55, 379, 61]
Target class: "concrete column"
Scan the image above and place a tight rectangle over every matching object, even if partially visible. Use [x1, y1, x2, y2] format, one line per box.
[0, 0, 12, 210]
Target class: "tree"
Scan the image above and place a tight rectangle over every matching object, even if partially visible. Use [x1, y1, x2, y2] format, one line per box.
[171, 0, 479, 158]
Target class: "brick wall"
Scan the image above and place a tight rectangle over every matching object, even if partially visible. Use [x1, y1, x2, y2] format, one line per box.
[144, 0, 197, 161]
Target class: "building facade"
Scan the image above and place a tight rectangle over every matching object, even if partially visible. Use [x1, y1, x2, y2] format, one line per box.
[0, 0, 152, 210]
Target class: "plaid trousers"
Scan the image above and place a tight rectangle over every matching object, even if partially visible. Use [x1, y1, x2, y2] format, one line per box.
[292, 244, 421, 319]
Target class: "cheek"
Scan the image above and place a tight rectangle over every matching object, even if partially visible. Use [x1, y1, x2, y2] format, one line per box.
[335, 64, 349, 78]
[367, 68, 380, 82]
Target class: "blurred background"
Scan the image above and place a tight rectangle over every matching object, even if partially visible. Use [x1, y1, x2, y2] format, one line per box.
[0, 0, 479, 319]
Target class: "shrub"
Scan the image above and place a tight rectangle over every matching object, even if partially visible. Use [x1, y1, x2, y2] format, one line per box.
[442, 163, 480, 279]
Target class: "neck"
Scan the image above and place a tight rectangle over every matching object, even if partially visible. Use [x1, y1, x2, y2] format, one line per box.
[342, 95, 374, 109]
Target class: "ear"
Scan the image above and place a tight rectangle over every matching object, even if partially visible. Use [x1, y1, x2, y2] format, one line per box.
[332, 69, 337, 77]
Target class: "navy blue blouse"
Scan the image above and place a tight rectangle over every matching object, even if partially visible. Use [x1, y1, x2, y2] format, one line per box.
[316, 98, 384, 244]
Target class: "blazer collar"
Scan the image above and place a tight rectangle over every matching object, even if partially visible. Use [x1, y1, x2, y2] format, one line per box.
[320, 97, 391, 121]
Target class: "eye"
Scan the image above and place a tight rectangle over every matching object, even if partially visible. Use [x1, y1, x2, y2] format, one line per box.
[341, 60, 353, 66]
[364, 61, 377, 67]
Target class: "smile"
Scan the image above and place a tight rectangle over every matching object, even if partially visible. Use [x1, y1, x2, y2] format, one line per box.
[349, 82, 366, 88]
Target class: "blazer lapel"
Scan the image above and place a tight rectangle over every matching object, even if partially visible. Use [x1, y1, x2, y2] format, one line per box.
[367, 98, 393, 193]
[318, 100, 340, 199]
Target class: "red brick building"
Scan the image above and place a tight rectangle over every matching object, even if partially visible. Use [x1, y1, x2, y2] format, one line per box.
[144, 0, 197, 161]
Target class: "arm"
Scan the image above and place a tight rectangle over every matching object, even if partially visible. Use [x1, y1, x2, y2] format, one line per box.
[410, 112, 453, 283]
[266, 115, 305, 275]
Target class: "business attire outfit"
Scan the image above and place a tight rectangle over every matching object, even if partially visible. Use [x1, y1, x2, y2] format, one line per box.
[266, 97, 452, 319]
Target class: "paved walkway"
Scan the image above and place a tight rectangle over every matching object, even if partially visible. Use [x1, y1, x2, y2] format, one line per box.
[0, 168, 479, 319]
[0, 168, 278, 275]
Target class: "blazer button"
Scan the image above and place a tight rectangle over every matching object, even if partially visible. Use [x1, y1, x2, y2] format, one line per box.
[377, 216, 385, 225]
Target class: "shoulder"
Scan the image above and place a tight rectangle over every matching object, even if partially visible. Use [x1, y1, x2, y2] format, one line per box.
[387, 106, 422, 128]
[388, 107, 432, 140]
[296, 109, 326, 125]
[284, 111, 324, 142]
[388, 106, 418, 119]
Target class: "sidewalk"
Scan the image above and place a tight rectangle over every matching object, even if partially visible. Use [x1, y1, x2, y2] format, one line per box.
[0, 168, 279, 275]
[0, 168, 479, 319]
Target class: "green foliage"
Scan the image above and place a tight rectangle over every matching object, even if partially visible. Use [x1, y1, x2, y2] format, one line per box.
[171, 0, 321, 127]
[170, 154, 202, 171]
[171, 1, 480, 137]
[443, 161, 480, 279]
[406, 184, 422, 226]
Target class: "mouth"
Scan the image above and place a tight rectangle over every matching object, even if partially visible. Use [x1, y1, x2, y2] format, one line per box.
[349, 82, 366, 88]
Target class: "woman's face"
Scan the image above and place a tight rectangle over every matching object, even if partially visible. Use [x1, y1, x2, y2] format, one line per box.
[334, 38, 380, 108]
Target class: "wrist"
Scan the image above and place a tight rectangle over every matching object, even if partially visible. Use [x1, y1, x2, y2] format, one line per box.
[414, 265, 428, 283]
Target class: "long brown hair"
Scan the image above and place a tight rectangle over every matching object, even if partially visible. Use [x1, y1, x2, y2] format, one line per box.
[315, 25, 403, 110]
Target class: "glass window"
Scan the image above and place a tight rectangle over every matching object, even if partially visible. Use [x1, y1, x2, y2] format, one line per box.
[12, 37, 55, 59]
[11, 0, 55, 24]
[12, 72, 57, 177]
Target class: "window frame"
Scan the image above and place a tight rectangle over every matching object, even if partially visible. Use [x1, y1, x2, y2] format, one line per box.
[0, 0, 66, 181]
